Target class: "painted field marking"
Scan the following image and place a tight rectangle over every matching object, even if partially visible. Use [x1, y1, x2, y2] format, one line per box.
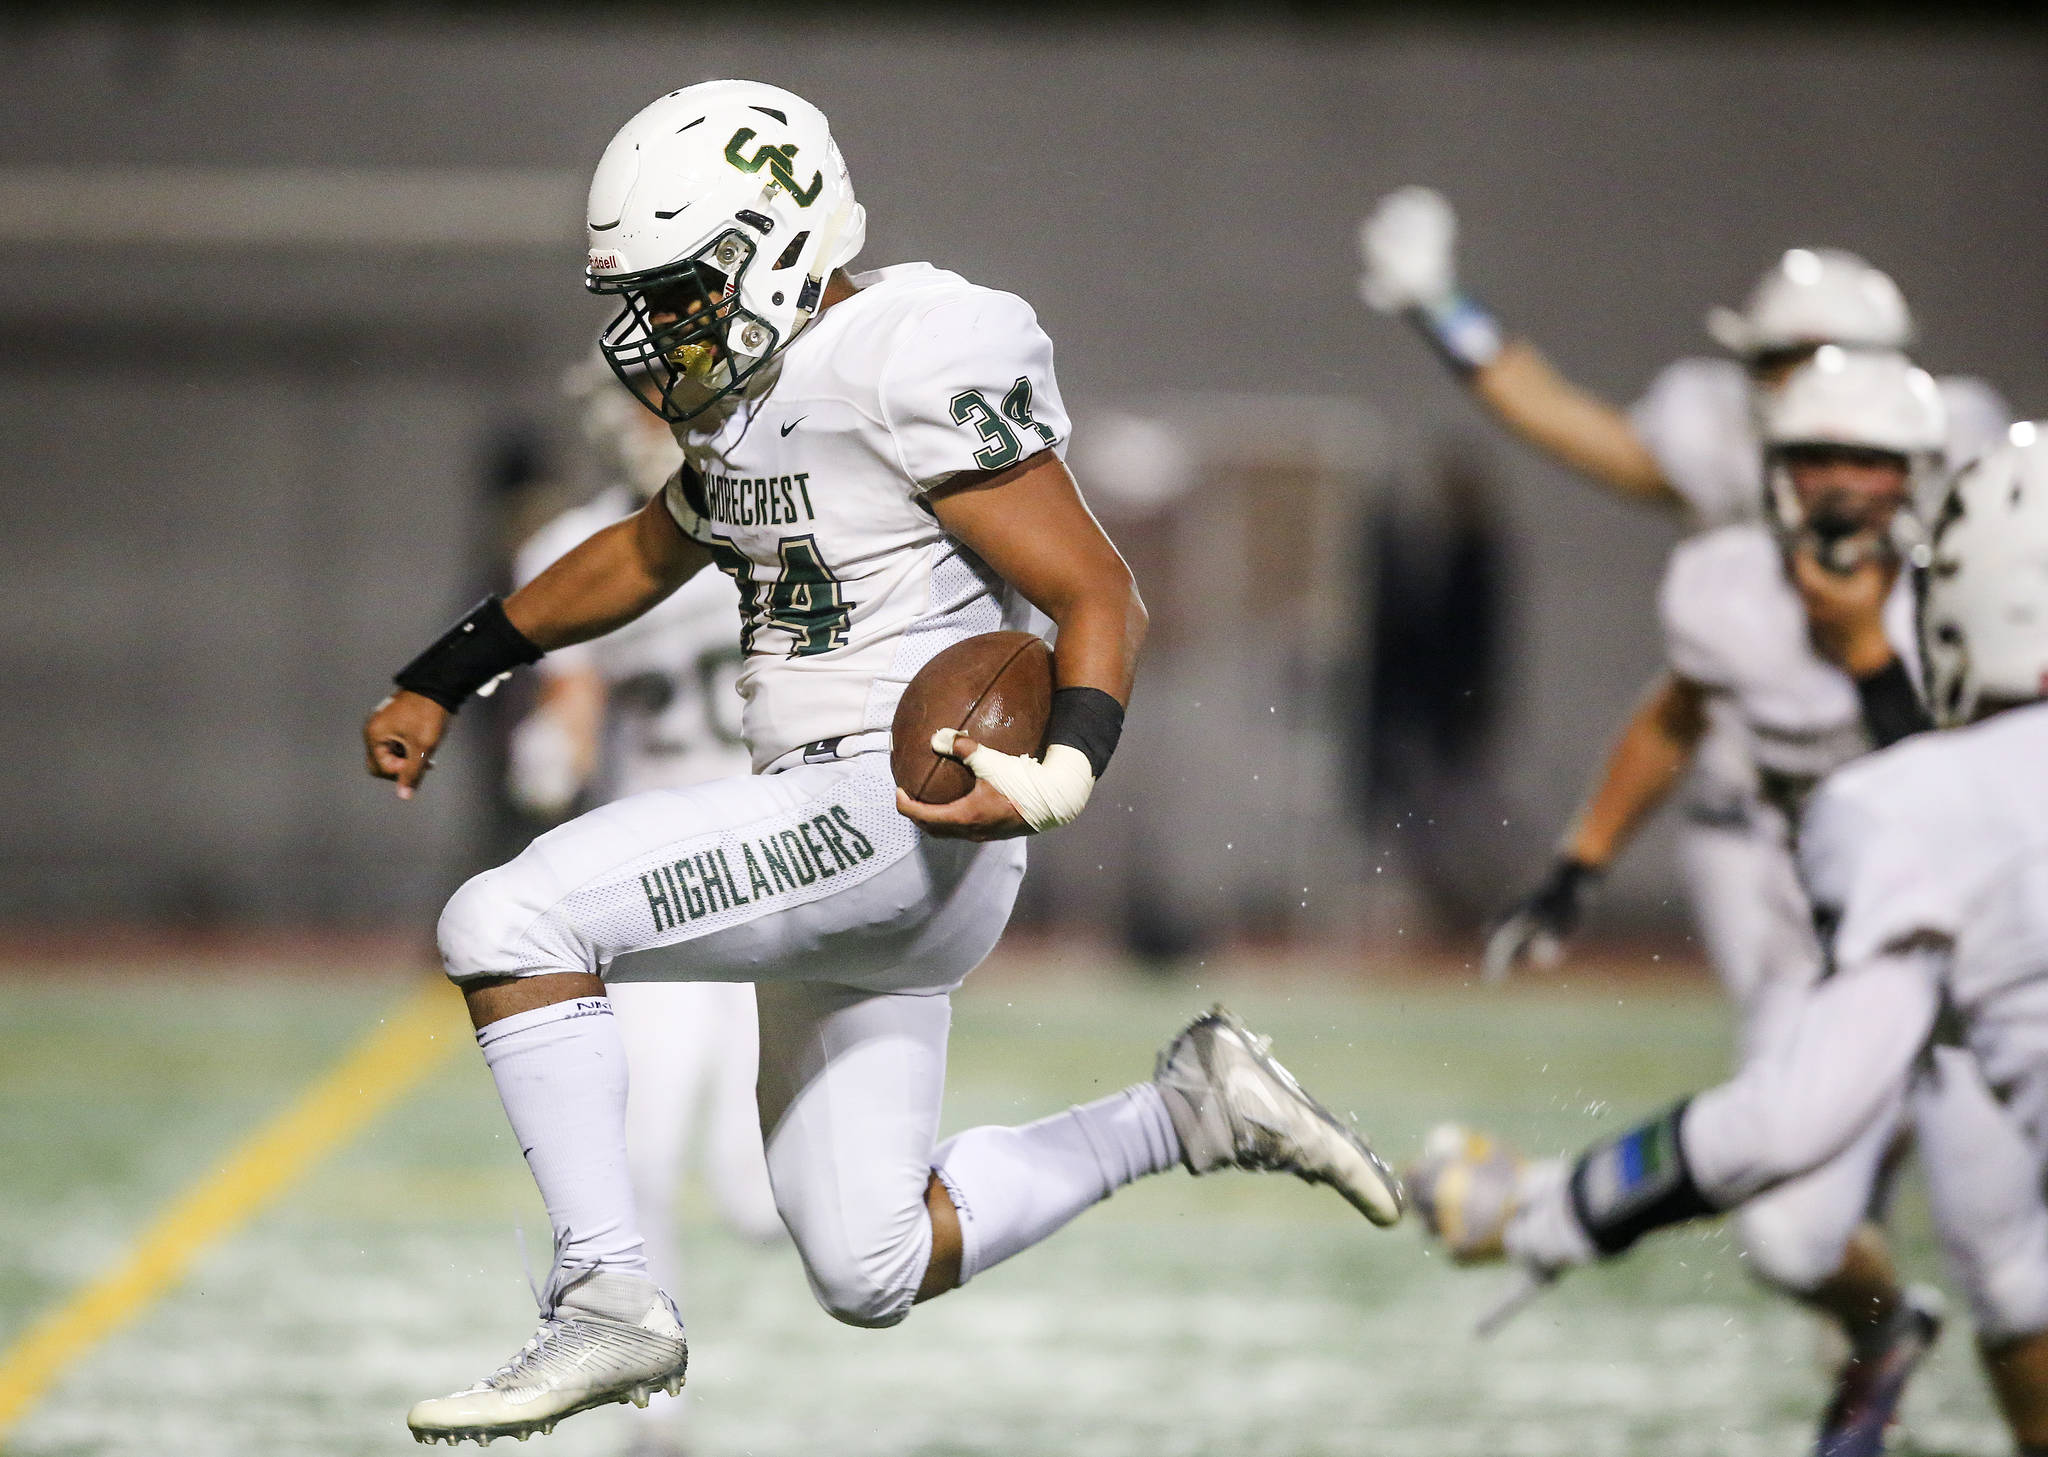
[0, 979, 466, 1441]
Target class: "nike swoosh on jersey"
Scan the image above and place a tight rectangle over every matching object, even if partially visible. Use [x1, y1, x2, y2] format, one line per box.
[780, 417, 805, 436]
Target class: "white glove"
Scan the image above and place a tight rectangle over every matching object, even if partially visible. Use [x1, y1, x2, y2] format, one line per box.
[1357, 185, 1459, 314]
[931, 729, 1095, 833]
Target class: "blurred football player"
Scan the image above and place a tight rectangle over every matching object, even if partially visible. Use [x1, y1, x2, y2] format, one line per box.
[1519, 348, 1958, 1446]
[1356, 190, 2008, 980]
[364, 80, 1402, 1446]
[1535, 350, 1956, 1420]
[1358, 191, 2013, 1420]
[1357, 187, 2006, 525]
[510, 361, 780, 1456]
[1410, 427, 2048, 1457]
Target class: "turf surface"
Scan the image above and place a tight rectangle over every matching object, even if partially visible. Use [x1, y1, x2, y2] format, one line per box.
[0, 952, 2010, 1456]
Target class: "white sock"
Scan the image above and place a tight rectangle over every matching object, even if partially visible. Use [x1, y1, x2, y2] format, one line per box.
[477, 997, 649, 1284]
[933, 1082, 1180, 1283]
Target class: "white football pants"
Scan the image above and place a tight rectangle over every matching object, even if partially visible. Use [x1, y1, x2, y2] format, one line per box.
[1916, 1045, 2048, 1344]
[440, 751, 1027, 1328]
[1680, 956, 2048, 1345]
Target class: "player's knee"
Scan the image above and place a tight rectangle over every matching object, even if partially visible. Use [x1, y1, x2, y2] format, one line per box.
[787, 1201, 932, 1330]
[1736, 1202, 1852, 1295]
[437, 869, 523, 985]
[1937, 1208, 2048, 1343]
[802, 1256, 916, 1329]
[1970, 1256, 2048, 1344]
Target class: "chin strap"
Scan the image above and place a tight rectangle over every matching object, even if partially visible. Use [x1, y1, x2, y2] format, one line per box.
[791, 196, 859, 329]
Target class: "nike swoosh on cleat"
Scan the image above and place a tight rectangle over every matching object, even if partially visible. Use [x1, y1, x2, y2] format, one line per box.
[780, 418, 805, 436]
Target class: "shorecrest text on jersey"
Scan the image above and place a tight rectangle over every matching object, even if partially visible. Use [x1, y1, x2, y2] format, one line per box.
[700, 470, 817, 528]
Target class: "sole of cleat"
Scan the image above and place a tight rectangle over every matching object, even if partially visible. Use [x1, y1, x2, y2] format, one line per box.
[408, 1358, 689, 1448]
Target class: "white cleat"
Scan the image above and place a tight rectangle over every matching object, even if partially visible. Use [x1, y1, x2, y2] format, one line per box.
[407, 1269, 687, 1447]
[1153, 1004, 1404, 1227]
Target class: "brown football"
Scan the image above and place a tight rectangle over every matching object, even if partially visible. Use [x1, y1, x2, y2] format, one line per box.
[891, 631, 1053, 804]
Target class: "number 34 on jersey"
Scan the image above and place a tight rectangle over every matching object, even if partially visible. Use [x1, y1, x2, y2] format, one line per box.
[663, 261, 1070, 769]
[949, 377, 1058, 471]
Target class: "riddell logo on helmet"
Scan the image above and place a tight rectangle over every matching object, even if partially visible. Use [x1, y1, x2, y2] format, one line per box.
[588, 252, 622, 272]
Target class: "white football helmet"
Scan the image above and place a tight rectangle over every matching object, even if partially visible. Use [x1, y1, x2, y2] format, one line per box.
[1761, 346, 1947, 565]
[1921, 427, 2048, 726]
[1707, 248, 1914, 361]
[585, 80, 866, 422]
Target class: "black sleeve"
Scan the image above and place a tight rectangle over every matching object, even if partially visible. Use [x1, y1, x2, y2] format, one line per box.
[393, 596, 543, 712]
[1853, 657, 1933, 749]
[1568, 1102, 1718, 1257]
[1045, 686, 1125, 778]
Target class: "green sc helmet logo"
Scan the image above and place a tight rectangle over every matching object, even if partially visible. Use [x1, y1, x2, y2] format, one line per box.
[723, 128, 824, 207]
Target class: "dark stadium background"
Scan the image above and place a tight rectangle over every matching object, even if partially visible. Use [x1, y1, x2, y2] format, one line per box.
[3, 8, 2040, 940]
[0, 10, 2043, 1456]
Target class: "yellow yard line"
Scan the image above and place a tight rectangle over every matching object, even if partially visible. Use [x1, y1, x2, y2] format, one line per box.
[0, 979, 466, 1441]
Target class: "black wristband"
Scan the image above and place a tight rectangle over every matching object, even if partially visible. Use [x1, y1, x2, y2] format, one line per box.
[1567, 1101, 1718, 1257]
[1533, 856, 1601, 933]
[1552, 855, 1602, 896]
[393, 596, 543, 713]
[1045, 686, 1125, 779]
[1853, 656, 1932, 749]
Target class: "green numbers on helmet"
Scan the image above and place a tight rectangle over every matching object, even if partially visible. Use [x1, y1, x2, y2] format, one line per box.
[723, 128, 824, 207]
[949, 377, 1059, 471]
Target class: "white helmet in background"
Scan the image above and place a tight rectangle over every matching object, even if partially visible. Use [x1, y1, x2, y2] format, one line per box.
[1922, 425, 2048, 726]
[1707, 248, 1914, 360]
[561, 353, 683, 499]
[1761, 346, 1947, 562]
[586, 80, 866, 422]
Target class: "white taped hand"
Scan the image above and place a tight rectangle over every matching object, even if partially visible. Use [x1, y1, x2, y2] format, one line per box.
[1357, 185, 1459, 314]
[931, 729, 1096, 833]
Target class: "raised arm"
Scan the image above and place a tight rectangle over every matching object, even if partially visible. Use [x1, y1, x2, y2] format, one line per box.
[1358, 187, 1677, 506]
[363, 490, 710, 799]
[1561, 671, 1708, 868]
[1483, 672, 1706, 979]
[898, 448, 1148, 840]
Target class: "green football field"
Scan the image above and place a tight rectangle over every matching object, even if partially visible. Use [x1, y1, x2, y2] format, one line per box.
[0, 950, 2011, 1456]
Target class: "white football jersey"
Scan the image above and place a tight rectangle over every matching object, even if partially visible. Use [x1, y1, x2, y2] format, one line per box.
[1661, 523, 1917, 819]
[517, 486, 753, 796]
[1801, 701, 2048, 1034]
[665, 262, 1066, 771]
[1630, 356, 2011, 529]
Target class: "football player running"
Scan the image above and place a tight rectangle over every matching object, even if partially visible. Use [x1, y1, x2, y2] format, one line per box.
[364, 81, 1402, 1447]
[1357, 190, 2013, 1436]
[1484, 348, 1960, 1450]
[1355, 189, 2008, 975]
[1410, 428, 2048, 1457]
[508, 361, 780, 1457]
